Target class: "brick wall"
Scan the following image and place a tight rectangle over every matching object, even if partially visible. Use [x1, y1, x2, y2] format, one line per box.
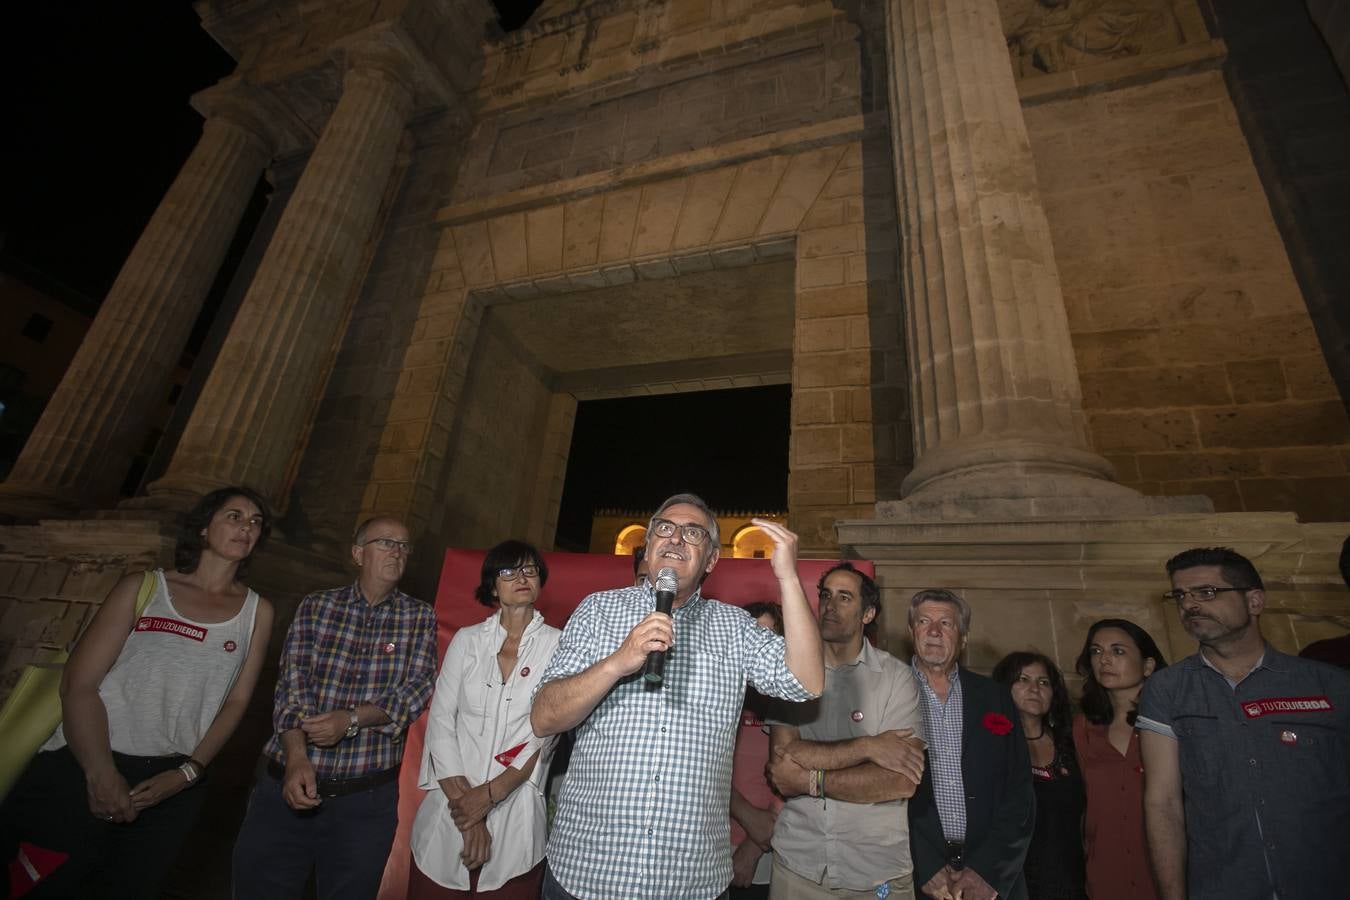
[1027, 69, 1350, 521]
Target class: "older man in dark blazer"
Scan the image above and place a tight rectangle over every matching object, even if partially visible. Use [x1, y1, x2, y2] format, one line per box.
[906, 589, 1033, 900]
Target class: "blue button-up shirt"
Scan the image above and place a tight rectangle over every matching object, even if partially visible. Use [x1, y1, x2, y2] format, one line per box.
[1137, 644, 1350, 900]
[539, 583, 816, 899]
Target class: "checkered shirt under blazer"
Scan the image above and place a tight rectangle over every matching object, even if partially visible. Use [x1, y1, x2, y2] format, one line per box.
[913, 661, 967, 842]
[538, 583, 817, 899]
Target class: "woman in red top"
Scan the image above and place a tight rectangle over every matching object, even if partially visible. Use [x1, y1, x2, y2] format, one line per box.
[1072, 619, 1167, 900]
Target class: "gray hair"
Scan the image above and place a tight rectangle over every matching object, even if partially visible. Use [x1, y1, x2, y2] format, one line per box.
[649, 493, 720, 547]
[908, 588, 972, 637]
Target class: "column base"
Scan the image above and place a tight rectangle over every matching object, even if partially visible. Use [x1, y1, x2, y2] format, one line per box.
[0, 483, 82, 521]
[835, 510, 1348, 664]
[891, 438, 1213, 520]
[124, 475, 237, 514]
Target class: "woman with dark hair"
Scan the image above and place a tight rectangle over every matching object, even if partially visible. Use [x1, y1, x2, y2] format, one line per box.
[993, 651, 1087, 900]
[1, 486, 274, 898]
[410, 539, 560, 899]
[1072, 619, 1167, 900]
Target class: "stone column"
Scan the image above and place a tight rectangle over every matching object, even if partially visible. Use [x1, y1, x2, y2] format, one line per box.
[142, 48, 416, 510]
[0, 90, 275, 516]
[882, 0, 1152, 515]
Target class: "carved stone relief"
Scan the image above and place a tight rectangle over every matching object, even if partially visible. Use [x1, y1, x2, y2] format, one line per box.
[1002, 0, 1184, 77]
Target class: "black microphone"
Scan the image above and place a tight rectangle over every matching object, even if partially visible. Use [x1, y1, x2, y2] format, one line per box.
[643, 567, 678, 686]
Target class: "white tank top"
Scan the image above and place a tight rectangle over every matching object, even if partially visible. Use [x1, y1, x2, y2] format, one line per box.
[46, 569, 260, 757]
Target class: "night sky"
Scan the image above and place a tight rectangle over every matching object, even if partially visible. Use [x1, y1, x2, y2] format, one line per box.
[1, 0, 790, 547]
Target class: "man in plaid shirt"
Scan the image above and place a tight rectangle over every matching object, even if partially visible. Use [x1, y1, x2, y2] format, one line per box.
[532, 493, 825, 899]
[232, 516, 437, 899]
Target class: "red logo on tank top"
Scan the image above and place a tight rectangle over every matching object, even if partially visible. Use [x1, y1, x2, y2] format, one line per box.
[134, 617, 206, 642]
[223, 640, 237, 652]
[1240, 696, 1333, 718]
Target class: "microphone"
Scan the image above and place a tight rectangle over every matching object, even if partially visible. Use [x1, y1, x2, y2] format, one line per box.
[643, 567, 678, 686]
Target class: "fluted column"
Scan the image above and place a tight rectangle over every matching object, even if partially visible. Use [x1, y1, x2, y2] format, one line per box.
[884, 0, 1137, 510]
[0, 91, 275, 516]
[142, 49, 416, 510]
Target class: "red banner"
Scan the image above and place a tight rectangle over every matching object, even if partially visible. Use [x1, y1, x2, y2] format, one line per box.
[377, 548, 870, 899]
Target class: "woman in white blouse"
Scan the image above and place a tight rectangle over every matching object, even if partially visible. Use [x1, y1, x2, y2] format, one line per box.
[409, 540, 561, 899]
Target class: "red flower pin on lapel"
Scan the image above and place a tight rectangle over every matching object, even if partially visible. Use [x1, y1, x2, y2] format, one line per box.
[982, 712, 1013, 736]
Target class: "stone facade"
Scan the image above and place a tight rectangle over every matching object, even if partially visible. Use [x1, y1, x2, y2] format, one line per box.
[2, 4, 1349, 893]
[0, 0, 1345, 664]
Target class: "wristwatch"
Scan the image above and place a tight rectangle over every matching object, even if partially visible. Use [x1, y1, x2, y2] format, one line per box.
[344, 708, 360, 740]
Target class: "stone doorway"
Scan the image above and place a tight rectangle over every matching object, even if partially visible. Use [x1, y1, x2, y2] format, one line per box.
[417, 259, 796, 592]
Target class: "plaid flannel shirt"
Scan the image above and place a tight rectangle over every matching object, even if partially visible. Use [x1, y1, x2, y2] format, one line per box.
[539, 583, 816, 899]
[265, 582, 437, 779]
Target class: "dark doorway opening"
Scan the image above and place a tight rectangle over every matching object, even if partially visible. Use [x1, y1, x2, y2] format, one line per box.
[554, 385, 792, 551]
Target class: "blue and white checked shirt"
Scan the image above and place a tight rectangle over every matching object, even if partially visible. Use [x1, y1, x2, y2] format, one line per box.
[912, 661, 967, 842]
[539, 583, 817, 899]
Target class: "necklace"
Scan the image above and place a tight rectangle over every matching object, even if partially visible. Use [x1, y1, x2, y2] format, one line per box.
[1025, 728, 1046, 740]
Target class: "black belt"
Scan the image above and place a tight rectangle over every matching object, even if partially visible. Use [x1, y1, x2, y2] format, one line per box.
[945, 841, 966, 870]
[264, 758, 399, 798]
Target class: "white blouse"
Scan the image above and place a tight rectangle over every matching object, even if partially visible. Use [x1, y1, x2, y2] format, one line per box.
[410, 609, 561, 890]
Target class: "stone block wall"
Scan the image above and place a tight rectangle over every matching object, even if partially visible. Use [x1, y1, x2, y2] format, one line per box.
[1027, 69, 1350, 521]
[789, 138, 911, 550]
[841, 513, 1348, 681]
[430, 317, 554, 554]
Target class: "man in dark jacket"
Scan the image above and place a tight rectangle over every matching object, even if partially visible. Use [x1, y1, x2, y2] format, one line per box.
[906, 589, 1033, 900]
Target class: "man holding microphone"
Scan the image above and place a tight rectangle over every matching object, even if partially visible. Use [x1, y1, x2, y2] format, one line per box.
[532, 493, 824, 899]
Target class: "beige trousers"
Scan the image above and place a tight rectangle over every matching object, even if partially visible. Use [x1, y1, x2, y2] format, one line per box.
[769, 855, 916, 900]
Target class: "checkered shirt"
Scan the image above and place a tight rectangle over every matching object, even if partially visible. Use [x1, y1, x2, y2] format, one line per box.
[912, 660, 967, 842]
[540, 583, 816, 899]
[265, 582, 437, 779]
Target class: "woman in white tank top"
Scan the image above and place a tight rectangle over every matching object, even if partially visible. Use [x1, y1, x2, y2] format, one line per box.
[0, 486, 276, 900]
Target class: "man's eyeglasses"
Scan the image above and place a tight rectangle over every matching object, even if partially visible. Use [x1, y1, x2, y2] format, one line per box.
[498, 564, 541, 581]
[1161, 586, 1250, 604]
[650, 518, 711, 546]
[363, 537, 413, 555]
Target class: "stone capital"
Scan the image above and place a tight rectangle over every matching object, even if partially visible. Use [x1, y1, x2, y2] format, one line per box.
[335, 24, 452, 112]
[190, 76, 308, 158]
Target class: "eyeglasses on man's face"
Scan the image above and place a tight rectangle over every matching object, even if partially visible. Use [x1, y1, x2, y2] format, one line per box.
[1161, 585, 1250, 604]
[498, 564, 541, 581]
[649, 518, 711, 546]
[364, 537, 413, 556]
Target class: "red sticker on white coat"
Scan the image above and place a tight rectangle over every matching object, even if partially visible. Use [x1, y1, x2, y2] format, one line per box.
[1241, 696, 1333, 718]
[223, 640, 237, 652]
[851, 710, 864, 722]
[495, 741, 528, 767]
[520, 666, 530, 677]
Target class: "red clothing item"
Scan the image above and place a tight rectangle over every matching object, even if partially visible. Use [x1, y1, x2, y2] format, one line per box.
[730, 706, 782, 846]
[1072, 715, 1159, 900]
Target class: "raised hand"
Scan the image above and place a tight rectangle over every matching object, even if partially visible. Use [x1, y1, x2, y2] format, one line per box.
[751, 518, 799, 582]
